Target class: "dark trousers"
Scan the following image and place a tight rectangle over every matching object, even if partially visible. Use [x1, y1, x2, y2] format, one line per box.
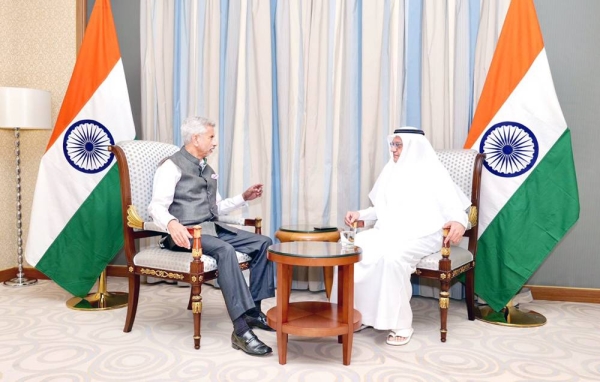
[164, 227, 274, 321]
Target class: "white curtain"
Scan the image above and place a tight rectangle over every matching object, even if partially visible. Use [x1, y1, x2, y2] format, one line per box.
[139, 0, 510, 296]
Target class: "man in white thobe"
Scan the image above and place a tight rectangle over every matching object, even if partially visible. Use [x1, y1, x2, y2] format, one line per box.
[338, 127, 470, 346]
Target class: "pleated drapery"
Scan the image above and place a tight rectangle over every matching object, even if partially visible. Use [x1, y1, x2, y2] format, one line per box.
[139, 0, 510, 295]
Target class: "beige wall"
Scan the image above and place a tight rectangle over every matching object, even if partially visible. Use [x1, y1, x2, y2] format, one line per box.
[0, 0, 77, 270]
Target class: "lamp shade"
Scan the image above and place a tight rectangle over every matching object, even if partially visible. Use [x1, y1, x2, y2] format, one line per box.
[0, 87, 52, 130]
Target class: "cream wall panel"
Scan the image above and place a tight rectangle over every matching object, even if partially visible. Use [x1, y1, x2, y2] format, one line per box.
[0, 0, 76, 270]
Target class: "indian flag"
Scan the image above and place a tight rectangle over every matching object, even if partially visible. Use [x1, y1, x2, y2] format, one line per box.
[25, 0, 135, 297]
[464, 0, 579, 312]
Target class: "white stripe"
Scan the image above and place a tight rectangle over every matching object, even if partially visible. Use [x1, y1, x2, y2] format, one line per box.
[26, 62, 135, 265]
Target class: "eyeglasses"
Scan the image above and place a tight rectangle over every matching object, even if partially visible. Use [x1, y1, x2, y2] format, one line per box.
[389, 142, 403, 149]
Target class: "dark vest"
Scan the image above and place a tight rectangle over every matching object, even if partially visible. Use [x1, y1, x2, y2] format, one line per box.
[168, 148, 235, 236]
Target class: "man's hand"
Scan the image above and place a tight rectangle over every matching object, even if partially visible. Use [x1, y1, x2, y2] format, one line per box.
[242, 184, 264, 201]
[344, 211, 360, 227]
[167, 220, 192, 249]
[443, 221, 466, 245]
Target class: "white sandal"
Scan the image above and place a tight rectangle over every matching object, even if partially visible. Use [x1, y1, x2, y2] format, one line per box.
[386, 328, 414, 346]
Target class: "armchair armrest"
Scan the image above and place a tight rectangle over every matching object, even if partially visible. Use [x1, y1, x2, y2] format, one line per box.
[216, 215, 245, 226]
[356, 209, 474, 232]
[125, 205, 166, 239]
[143, 221, 167, 233]
[127, 205, 264, 236]
[217, 215, 263, 235]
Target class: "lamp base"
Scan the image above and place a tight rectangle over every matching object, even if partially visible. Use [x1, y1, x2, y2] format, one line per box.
[475, 305, 546, 327]
[4, 277, 38, 287]
[66, 291, 128, 311]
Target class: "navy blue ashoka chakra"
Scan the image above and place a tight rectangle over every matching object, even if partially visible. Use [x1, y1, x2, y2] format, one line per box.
[63, 119, 115, 174]
[479, 121, 538, 178]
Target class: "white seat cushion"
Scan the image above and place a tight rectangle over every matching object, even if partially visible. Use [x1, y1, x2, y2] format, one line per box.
[134, 246, 252, 273]
[416, 246, 473, 271]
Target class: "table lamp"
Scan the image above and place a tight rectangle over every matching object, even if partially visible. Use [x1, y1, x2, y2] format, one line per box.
[0, 87, 52, 287]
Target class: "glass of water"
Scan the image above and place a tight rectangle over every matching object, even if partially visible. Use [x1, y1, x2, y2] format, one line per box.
[340, 230, 355, 247]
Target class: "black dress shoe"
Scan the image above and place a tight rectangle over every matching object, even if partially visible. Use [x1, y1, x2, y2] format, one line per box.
[245, 312, 275, 332]
[231, 329, 273, 356]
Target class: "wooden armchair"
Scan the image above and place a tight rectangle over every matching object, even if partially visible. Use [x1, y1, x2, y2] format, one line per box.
[326, 149, 484, 342]
[109, 140, 262, 349]
[411, 149, 484, 342]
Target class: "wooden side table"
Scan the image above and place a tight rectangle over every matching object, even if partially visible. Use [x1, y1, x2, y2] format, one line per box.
[275, 225, 340, 299]
[266, 241, 362, 365]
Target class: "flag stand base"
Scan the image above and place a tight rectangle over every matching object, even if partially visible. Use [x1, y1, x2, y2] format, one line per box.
[474, 302, 546, 327]
[4, 277, 38, 287]
[66, 270, 128, 311]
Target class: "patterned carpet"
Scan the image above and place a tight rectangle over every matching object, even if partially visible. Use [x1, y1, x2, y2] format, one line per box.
[1, 278, 599, 381]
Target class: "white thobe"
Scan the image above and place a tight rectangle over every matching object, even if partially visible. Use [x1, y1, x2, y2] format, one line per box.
[332, 127, 469, 335]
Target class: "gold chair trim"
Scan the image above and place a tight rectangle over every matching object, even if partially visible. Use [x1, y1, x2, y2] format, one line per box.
[192, 248, 202, 259]
[439, 292, 450, 309]
[439, 297, 449, 309]
[140, 268, 185, 280]
[192, 301, 202, 314]
[126, 205, 144, 230]
[451, 263, 473, 278]
[468, 206, 478, 228]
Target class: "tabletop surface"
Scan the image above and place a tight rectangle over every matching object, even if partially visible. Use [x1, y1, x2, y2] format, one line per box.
[268, 241, 361, 259]
[278, 224, 339, 233]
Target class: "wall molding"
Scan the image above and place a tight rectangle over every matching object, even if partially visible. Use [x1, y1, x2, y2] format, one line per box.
[1, 268, 598, 304]
[525, 284, 600, 304]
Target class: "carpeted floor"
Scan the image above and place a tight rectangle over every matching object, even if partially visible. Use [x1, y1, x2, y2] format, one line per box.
[1, 277, 599, 381]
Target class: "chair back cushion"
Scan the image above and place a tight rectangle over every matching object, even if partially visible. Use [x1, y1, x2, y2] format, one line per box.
[116, 140, 179, 222]
[435, 149, 479, 201]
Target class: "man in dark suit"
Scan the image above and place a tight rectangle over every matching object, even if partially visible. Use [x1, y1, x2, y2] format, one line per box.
[148, 116, 275, 356]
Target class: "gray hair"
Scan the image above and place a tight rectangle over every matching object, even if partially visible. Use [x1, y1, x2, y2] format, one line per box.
[181, 116, 216, 144]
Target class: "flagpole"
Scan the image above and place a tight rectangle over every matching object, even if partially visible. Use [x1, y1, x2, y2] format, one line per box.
[66, 270, 128, 310]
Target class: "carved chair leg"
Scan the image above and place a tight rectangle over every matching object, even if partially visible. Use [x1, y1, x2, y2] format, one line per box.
[187, 288, 193, 311]
[465, 269, 475, 321]
[191, 284, 203, 350]
[439, 285, 450, 343]
[124, 274, 140, 333]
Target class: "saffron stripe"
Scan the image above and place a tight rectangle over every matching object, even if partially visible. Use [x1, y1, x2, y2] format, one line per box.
[48, 0, 120, 149]
[464, 0, 543, 148]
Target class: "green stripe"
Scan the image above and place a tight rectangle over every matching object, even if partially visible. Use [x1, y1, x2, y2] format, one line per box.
[475, 129, 580, 311]
[36, 165, 124, 297]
